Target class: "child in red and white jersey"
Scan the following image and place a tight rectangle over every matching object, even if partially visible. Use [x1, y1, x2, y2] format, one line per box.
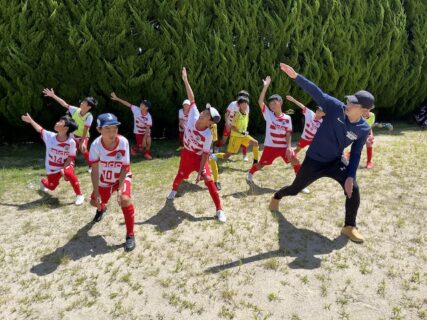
[167, 67, 226, 223]
[286, 95, 325, 153]
[110, 92, 153, 160]
[177, 99, 191, 150]
[216, 91, 249, 160]
[89, 113, 136, 252]
[247, 77, 306, 192]
[42, 88, 97, 167]
[21, 113, 84, 205]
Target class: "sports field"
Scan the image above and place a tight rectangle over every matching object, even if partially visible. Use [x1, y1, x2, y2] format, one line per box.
[0, 126, 426, 320]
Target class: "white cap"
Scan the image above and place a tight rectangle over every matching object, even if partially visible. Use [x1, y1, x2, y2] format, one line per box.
[182, 99, 191, 106]
[206, 103, 221, 124]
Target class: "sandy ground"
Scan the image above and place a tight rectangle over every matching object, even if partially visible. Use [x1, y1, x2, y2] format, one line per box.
[0, 128, 426, 320]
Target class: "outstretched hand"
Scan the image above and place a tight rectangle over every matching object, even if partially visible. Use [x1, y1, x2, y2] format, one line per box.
[263, 76, 272, 87]
[21, 113, 33, 123]
[110, 92, 118, 101]
[286, 95, 295, 102]
[42, 88, 55, 97]
[280, 63, 298, 79]
[182, 67, 187, 81]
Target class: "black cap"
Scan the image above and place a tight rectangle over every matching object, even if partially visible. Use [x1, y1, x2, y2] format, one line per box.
[83, 97, 98, 108]
[140, 99, 152, 109]
[345, 90, 375, 109]
[237, 90, 249, 98]
[268, 94, 283, 103]
[237, 95, 249, 104]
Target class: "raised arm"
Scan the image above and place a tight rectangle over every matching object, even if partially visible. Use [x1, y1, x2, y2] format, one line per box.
[43, 88, 69, 109]
[110, 92, 132, 108]
[21, 113, 43, 133]
[286, 95, 306, 110]
[280, 63, 341, 111]
[181, 67, 195, 102]
[258, 76, 271, 110]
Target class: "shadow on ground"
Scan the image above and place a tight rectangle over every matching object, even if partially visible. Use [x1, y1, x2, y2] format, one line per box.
[30, 222, 123, 276]
[136, 199, 216, 232]
[224, 182, 276, 199]
[0, 191, 73, 210]
[206, 210, 348, 272]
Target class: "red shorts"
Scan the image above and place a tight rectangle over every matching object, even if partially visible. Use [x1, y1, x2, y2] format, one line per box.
[222, 126, 231, 138]
[135, 134, 145, 148]
[41, 165, 77, 190]
[91, 178, 132, 205]
[259, 146, 294, 165]
[178, 148, 211, 179]
[296, 138, 312, 149]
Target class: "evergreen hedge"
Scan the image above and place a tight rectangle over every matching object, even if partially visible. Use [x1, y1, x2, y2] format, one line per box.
[1, 0, 426, 142]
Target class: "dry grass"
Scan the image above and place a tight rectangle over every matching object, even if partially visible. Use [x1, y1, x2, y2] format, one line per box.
[0, 126, 426, 320]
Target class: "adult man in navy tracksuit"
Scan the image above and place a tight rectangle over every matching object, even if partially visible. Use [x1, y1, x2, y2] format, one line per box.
[270, 63, 375, 243]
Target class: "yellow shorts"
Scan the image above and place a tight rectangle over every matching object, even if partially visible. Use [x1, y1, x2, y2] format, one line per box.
[210, 124, 218, 143]
[227, 136, 252, 154]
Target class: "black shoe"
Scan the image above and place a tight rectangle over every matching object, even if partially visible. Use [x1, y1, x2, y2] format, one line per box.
[215, 182, 222, 191]
[125, 235, 136, 252]
[93, 207, 106, 223]
[253, 159, 258, 165]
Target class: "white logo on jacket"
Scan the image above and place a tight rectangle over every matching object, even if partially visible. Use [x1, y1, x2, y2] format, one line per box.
[346, 131, 358, 140]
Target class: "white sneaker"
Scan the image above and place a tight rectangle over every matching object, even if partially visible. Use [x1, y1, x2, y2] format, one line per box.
[246, 172, 254, 184]
[88, 167, 92, 173]
[167, 190, 177, 200]
[39, 181, 49, 193]
[243, 155, 249, 162]
[216, 210, 226, 223]
[75, 195, 85, 205]
[301, 188, 310, 194]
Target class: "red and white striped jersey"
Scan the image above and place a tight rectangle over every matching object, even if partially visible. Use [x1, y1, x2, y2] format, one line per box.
[183, 102, 212, 155]
[89, 135, 131, 187]
[41, 129, 76, 174]
[262, 104, 292, 148]
[301, 107, 323, 141]
[178, 108, 189, 132]
[226, 101, 250, 124]
[131, 105, 152, 134]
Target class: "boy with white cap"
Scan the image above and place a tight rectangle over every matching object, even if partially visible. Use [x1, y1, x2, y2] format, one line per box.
[177, 99, 191, 150]
[167, 67, 226, 223]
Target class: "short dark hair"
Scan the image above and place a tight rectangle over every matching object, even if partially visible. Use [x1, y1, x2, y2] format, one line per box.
[83, 97, 98, 108]
[60, 115, 78, 136]
[140, 99, 152, 109]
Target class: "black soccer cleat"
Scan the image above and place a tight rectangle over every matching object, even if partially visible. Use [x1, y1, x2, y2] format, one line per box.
[125, 235, 136, 252]
[215, 182, 222, 191]
[93, 207, 107, 223]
